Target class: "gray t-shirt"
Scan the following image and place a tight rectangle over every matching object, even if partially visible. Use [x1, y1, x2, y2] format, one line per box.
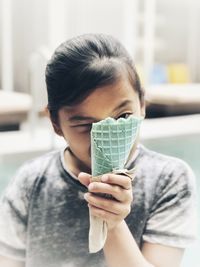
[0, 144, 197, 267]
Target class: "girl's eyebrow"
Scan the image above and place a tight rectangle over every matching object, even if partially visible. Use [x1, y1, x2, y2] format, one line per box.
[68, 115, 97, 122]
[68, 99, 133, 122]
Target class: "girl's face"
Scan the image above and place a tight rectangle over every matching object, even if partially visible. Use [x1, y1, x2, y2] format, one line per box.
[55, 77, 145, 174]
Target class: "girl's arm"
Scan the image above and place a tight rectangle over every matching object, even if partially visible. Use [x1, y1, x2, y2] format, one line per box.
[79, 172, 185, 267]
[142, 242, 184, 267]
[104, 220, 153, 267]
[104, 220, 184, 267]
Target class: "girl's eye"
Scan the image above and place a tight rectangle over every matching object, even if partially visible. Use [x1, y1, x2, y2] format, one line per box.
[117, 113, 132, 119]
[72, 124, 92, 133]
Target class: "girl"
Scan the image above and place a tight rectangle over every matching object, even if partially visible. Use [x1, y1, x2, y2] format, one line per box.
[0, 34, 197, 267]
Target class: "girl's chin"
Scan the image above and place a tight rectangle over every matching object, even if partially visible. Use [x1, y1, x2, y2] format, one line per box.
[64, 148, 89, 174]
[72, 154, 91, 173]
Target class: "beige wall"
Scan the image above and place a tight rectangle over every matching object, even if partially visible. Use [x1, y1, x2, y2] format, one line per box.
[12, 0, 49, 93]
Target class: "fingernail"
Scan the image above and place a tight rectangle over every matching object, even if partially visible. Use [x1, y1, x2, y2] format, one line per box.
[101, 174, 108, 182]
[79, 172, 86, 176]
[84, 193, 88, 200]
[79, 172, 91, 178]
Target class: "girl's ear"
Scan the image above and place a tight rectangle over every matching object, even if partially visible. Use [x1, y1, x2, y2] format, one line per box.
[45, 106, 63, 136]
[51, 122, 63, 136]
[45, 106, 50, 118]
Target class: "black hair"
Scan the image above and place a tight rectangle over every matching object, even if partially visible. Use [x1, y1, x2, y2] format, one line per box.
[45, 33, 144, 122]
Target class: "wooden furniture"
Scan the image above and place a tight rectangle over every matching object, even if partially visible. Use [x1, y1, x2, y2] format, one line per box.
[0, 91, 32, 131]
[146, 84, 200, 117]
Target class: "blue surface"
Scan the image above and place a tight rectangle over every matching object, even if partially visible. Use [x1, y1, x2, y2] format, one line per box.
[150, 64, 168, 84]
[143, 134, 200, 267]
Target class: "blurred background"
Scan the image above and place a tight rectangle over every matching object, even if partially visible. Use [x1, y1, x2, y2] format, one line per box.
[0, 0, 199, 266]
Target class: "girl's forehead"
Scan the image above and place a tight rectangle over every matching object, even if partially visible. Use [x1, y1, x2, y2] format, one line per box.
[60, 80, 141, 123]
[75, 78, 138, 108]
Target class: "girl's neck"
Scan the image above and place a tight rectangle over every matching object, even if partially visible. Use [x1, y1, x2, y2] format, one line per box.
[64, 148, 91, 178]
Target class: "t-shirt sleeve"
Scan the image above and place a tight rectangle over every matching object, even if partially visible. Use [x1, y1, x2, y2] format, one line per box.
[0, 164, 33, 261]
[142, 159, 198, 248]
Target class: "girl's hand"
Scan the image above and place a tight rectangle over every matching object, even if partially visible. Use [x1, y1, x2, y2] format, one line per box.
[78, 172, 133, 231]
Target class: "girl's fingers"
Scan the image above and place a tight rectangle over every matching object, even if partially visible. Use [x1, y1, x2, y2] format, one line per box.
[88, 182, 132, 202]
[101, 173, 132, 190]
[84, 193, 130, 216]
[78, 172, 132, 191]
[78, 172, 91, 187]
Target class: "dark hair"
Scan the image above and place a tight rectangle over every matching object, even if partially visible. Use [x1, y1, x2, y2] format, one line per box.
[45, 33, 144, 121]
